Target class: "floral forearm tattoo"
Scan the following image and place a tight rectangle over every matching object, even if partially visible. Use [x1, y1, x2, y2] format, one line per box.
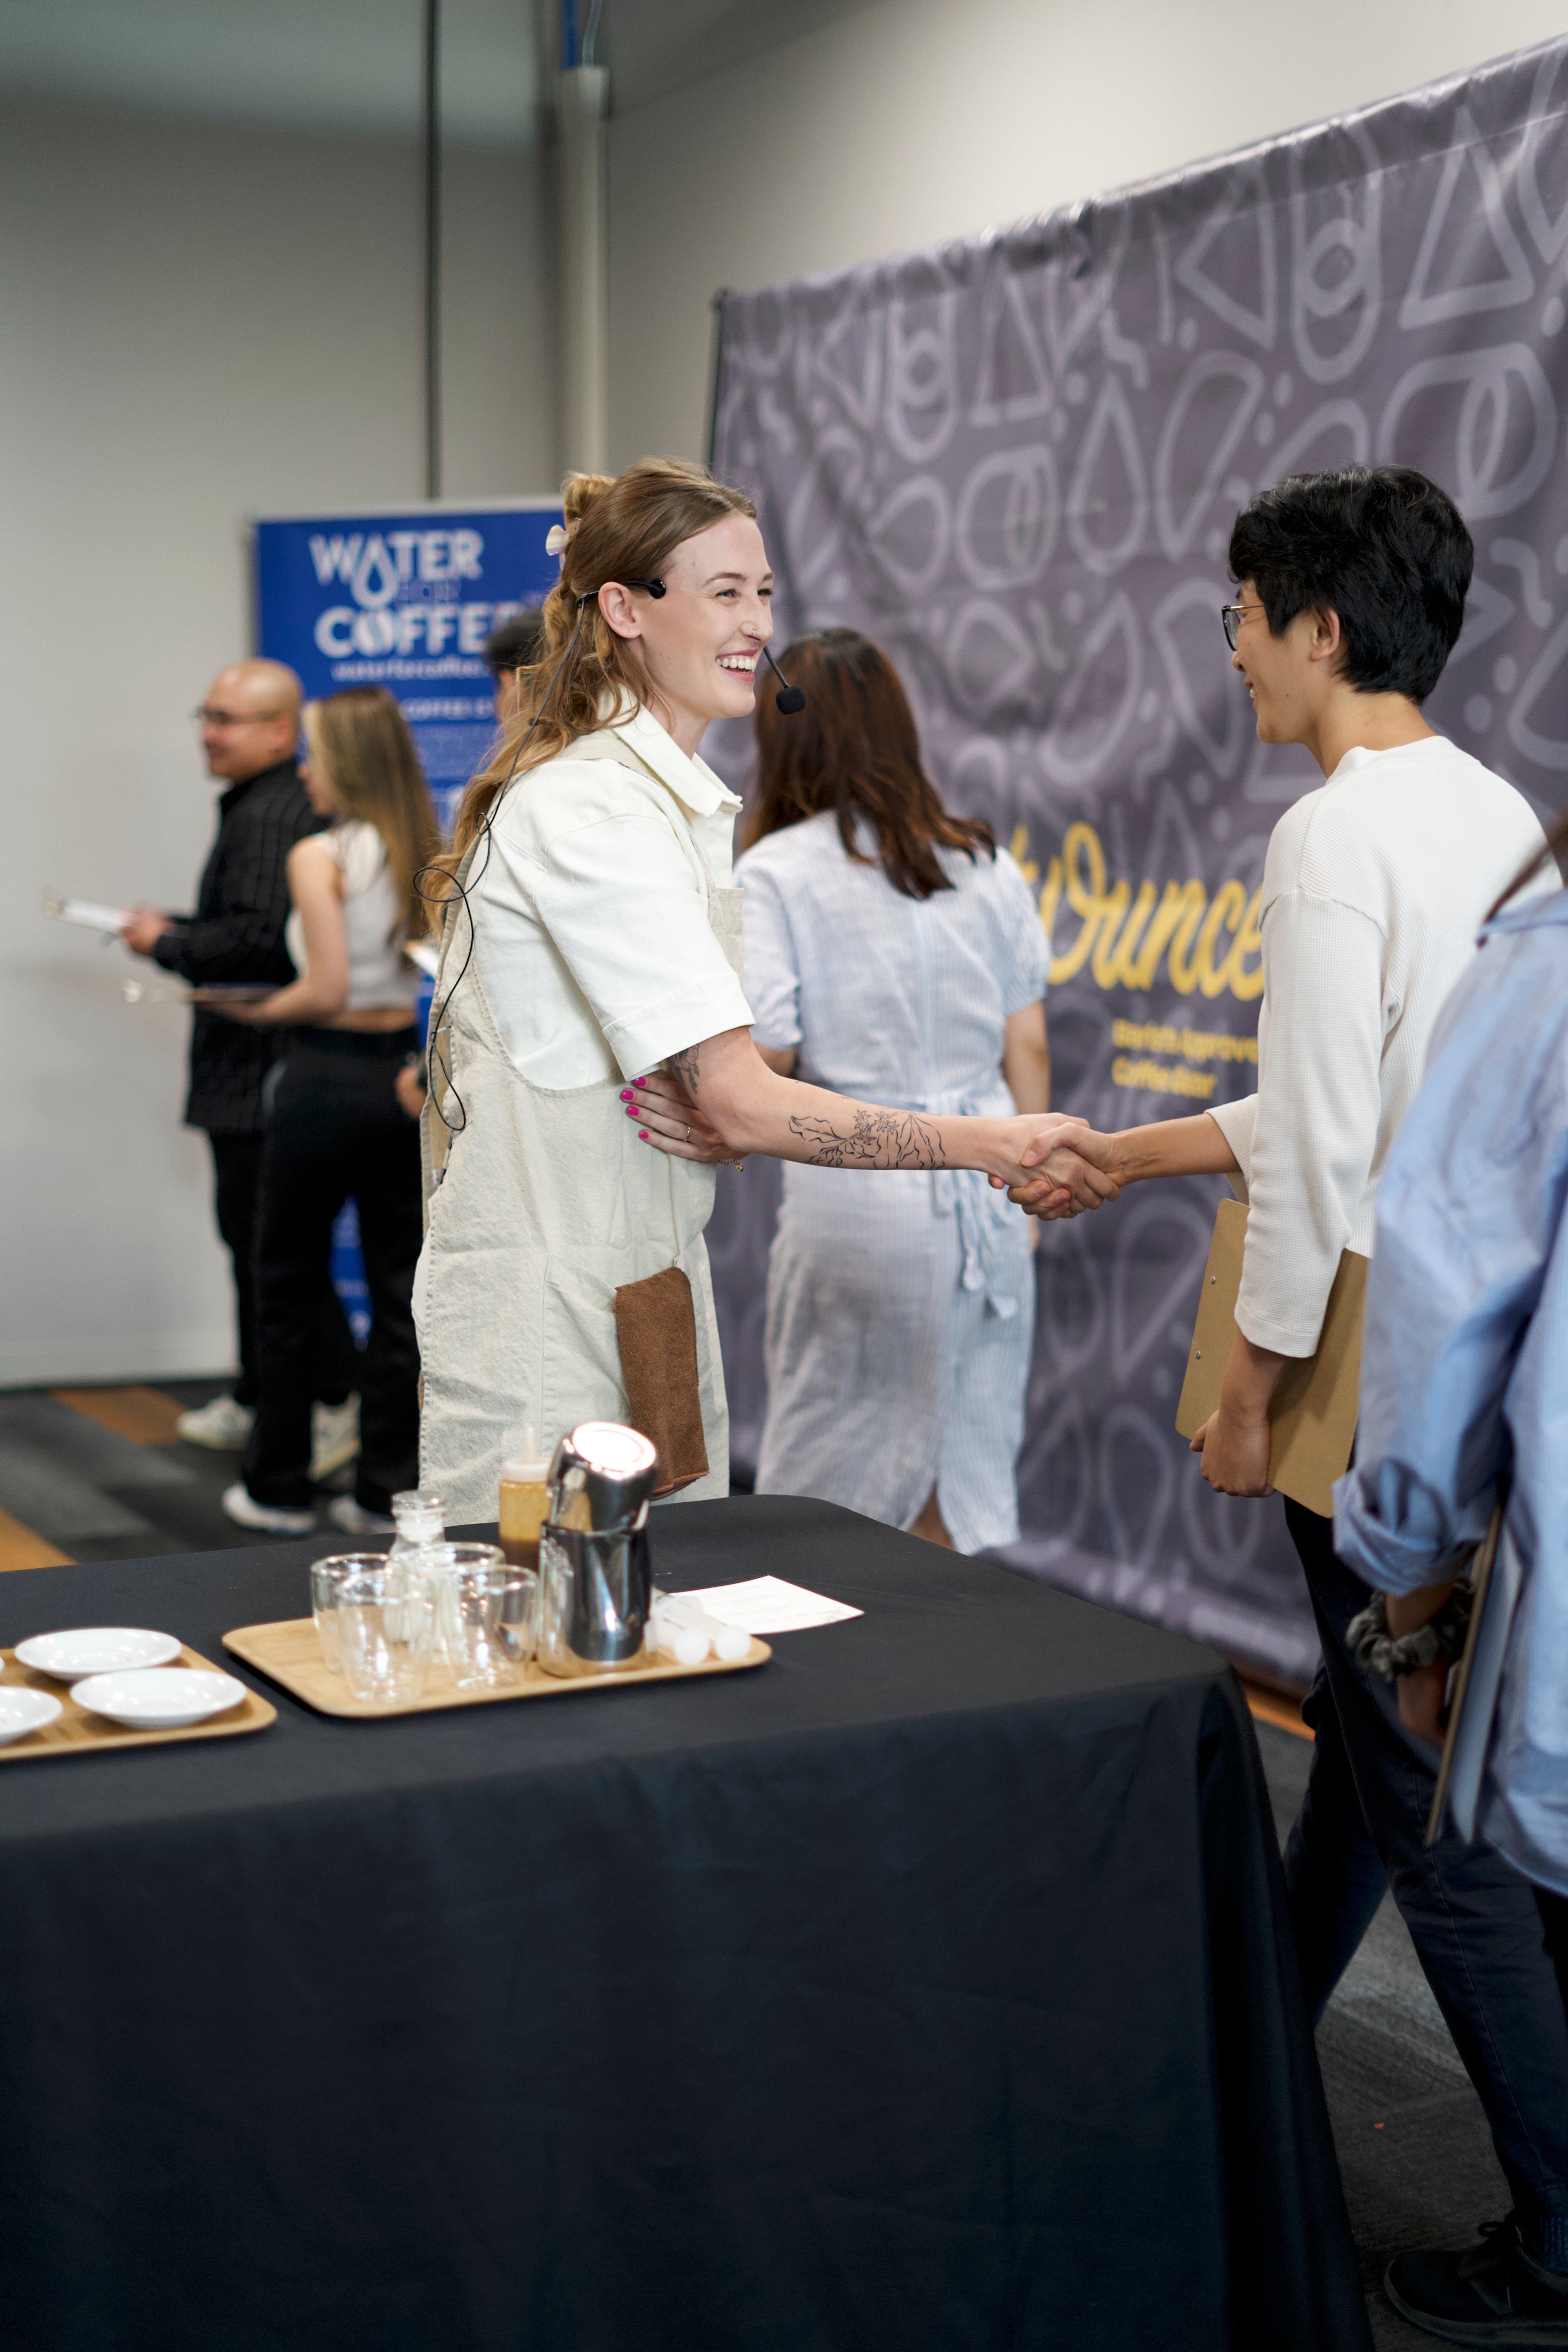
[788, 1106, 947, 1169]
[665, 1043, 947, 1168]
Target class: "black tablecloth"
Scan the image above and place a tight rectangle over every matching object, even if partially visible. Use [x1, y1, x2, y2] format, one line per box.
[0, 1496, 1368, 2352]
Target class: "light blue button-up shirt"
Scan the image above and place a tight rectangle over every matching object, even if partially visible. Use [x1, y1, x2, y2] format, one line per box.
[1334, 886, 1568, 1898]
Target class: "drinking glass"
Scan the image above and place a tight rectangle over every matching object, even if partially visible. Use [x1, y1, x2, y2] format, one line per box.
[431, 1551, 533, 1693]
[415, 1541, 506, 1675]
[337, 1564, 437, 1708]
[311, 1551, 387, 1675]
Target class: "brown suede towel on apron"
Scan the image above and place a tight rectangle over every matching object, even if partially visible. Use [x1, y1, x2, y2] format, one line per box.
[613, 1264, 709, 1498]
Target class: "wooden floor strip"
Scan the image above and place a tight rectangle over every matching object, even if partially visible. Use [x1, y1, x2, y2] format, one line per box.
[1242, 1678, 1312, 1740]
[0, 1507, 74, 1572]
[50, 1385, 187, 1447]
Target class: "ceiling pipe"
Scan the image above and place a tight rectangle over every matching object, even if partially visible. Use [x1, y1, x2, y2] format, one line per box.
[421, 0, 442, 498]
[557, 16, 610, 477]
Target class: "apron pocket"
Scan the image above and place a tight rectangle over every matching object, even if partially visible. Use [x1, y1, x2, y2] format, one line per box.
[613, 1265, 710, 1499]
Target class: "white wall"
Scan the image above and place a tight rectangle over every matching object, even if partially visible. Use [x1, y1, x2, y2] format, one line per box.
[1, 98, 552, 1386]
[607, 0, 1568, 462]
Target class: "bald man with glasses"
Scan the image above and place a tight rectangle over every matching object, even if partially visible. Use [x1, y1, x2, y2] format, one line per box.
[123, 660, 358, 1465]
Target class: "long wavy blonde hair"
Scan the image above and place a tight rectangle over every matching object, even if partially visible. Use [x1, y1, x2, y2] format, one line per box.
[449, 458, 757, 859]
[305, 688, 442, 944]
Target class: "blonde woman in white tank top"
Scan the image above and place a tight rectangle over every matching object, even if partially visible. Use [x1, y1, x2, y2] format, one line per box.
[199, 687, 440, 1535]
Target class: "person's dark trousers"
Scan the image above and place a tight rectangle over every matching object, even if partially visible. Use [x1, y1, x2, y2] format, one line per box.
[244, 1028, 423, 1515]
[206, 1132, 357, 1412]
[1283, 1498, 1568, 2264]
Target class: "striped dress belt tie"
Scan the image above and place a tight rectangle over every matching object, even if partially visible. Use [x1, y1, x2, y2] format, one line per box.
[915, 1092, 1022, 1321]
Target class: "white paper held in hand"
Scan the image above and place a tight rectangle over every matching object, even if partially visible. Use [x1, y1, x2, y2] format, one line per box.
[43, 891, 132, 933]
[677, 1576, 863, 1636]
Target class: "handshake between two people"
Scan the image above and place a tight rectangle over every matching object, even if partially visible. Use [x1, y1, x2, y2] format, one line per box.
[626, 1052, 1239, 1223]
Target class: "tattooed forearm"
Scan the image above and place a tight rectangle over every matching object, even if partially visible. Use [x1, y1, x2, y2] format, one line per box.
[787, 1107, 947, 1169]
[664, 1043, 702, 1095]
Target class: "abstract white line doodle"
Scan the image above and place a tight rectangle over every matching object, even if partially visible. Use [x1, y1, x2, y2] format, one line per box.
[1154, 351, 1265, 560]
[1290, 120, 1384, 384]
[885, 290, 962, 462]
[1377, 344, 1556, 518]
[1398, 105, 1535, 329]
[956, 445, 1061, 590]
[1175, 166, 1280, 350]
[1067, 374, 1148, 576]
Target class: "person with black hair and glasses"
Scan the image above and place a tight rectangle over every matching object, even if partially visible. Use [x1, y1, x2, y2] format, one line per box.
[1007, 464, 1566, 2329]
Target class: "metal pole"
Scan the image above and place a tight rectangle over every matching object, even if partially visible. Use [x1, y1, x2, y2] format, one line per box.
[557, 63, 610, 474]
[705, 290, 731, 471]
[421, 0, 442, 499]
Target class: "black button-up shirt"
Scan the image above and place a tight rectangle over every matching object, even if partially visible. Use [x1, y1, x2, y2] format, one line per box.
[152, 759, 326, 1134]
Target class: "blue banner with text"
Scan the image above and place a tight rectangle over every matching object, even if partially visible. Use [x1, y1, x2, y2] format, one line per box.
[252, 499, 562, 825]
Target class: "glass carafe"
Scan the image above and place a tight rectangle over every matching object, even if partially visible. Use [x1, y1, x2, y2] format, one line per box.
[388, 1489, 449, 1657]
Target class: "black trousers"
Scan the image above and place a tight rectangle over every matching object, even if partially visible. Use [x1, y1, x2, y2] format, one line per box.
[1283, 1498, 1568, 2241]
[207, 1132, 356, 1411]
[244, 1029, 423, 1515]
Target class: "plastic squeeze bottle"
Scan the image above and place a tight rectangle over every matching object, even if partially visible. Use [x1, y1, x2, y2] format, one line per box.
[499, 1430, 550, 1571]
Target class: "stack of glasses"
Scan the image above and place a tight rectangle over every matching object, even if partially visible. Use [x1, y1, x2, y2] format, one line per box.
[309, 1543, 539, 1709]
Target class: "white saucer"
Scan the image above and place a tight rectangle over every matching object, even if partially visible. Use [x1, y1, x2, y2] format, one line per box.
[0, 1688, 62, 1745]
[70, 1668, 246, 1730]
[15, 1628, 183, 1681]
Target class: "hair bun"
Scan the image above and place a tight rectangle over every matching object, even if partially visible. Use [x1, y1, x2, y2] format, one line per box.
[561, 472, 615, 526]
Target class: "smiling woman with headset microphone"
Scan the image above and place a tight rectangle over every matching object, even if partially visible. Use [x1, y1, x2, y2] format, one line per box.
[415, 460, 1112, 1521]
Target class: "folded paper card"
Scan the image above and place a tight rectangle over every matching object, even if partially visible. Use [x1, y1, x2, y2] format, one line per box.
[678, 1576, 863, 1635]
[1175, 1198, 1367, 1519]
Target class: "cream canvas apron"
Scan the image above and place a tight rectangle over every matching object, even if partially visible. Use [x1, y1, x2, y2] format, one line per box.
[414, 727, 743, 1523]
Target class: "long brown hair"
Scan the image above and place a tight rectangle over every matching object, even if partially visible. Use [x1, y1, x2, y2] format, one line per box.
[451, 458, 757, 858]
[1487, 806, 1568, 920]
[305, 688, 441, 943]
[746, 629, 993, 899]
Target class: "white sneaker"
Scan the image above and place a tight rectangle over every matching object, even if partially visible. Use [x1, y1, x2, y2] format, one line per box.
[177, 1394, 255, 1450]
[310, 1395, 361, 1481]
[221, 1482, 316, 1537]
[327, 1493, 396, 1537]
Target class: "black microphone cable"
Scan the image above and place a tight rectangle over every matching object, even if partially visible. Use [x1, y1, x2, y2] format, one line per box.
[414, 599, 589, 1136]
[416, 585, 804, 1136]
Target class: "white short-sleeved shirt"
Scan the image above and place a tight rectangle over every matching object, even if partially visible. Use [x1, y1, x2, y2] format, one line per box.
[471, 703, 754, 1088]
[1207, 735, 1549, 1356]
[737, 811, 1047, 1106]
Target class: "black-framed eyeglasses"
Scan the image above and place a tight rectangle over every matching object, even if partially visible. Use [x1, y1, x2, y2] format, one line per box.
[1220, 603, 1263, 653]
[191, 706, 289, 728]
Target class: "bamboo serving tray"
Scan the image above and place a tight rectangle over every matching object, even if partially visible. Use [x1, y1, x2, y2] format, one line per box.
[0, 1644, 276, 1763]
[223, 1616, 771, 1720]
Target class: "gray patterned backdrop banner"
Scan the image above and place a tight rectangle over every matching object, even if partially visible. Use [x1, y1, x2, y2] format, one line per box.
[705, 36, 1568, 1683]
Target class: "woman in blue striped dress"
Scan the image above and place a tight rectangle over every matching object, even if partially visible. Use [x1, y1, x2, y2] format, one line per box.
[736, 630, 1049, 1552]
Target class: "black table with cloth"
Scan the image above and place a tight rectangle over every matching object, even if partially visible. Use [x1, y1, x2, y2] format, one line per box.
[0, 1496, 1369, 2352]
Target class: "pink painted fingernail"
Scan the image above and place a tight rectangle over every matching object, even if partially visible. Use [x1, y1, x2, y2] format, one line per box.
[633, 1077, 648, 1087]
[638, 1128, 649, 1140]
[619, 1090, 633, 1101]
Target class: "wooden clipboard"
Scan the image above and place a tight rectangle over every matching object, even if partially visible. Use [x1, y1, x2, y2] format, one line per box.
[1175, 1198, 1368, 1517]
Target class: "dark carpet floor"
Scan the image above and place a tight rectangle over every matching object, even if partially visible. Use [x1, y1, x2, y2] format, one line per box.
[0, 1383, 1519, 2344]
[1255, 1720, 1510, 2349]
[0, 1381, 354, 1562]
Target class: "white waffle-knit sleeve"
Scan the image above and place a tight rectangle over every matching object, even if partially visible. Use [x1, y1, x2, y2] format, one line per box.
[1234, 888, 1385, 1356]
[1207, 1092, 1256, 1201]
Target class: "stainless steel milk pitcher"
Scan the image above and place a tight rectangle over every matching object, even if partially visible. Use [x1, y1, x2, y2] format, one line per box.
[536, 1422, 659, 1678]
